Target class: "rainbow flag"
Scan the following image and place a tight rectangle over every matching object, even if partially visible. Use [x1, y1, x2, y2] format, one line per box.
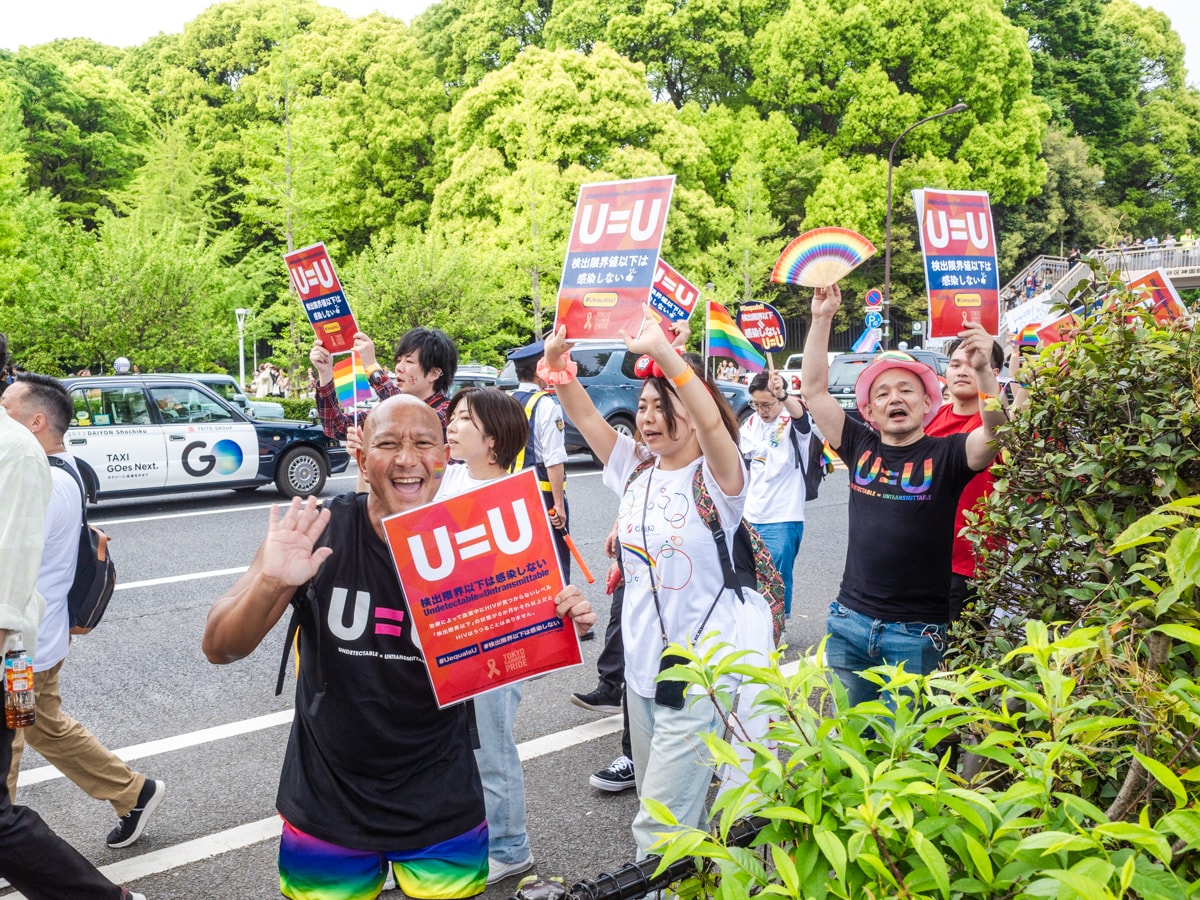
[333, 352, 372, 412]
[706, 301, 766, 373]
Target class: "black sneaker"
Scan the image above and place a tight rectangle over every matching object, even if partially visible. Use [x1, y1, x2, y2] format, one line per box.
[590, 756, 636, 792]
[570, 686, 623, 715]
[107, 779, 165, 849]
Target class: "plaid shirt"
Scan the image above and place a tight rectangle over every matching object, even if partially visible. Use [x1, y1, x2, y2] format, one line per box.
[315, 378, 448, 440]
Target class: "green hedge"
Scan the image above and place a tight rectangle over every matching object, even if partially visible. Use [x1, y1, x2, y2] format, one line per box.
[279, 398, 316, 421]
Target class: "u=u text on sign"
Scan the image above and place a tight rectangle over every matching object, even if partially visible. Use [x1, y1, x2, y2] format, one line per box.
[285, 242, 360, 354]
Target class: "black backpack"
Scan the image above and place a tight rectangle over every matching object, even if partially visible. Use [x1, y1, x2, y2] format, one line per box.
[783, 409, 828, 501]
[48, 457, 116, 634]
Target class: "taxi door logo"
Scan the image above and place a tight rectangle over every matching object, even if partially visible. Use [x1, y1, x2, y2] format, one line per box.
[407, 499, 534, 580]
[181, 439, 243, 477]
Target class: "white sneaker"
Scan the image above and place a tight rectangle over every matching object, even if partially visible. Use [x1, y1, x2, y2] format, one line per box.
[486, 854, 534, 885]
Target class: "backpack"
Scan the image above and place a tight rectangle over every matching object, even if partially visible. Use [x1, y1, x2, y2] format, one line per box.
[48, 457, 116, 634]
[626, 459, 787, 645]
[792, 412, 831, 501]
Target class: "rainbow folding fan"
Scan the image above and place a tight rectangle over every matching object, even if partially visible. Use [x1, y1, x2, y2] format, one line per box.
[771, 227, 877, 288]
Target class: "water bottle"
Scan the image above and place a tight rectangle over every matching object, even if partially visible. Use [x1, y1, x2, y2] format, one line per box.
[4, 634, 36, 728]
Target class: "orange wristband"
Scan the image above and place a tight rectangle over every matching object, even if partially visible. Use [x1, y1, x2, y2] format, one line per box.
[978, 391, 995, 403]
[670, 367, 695, 388]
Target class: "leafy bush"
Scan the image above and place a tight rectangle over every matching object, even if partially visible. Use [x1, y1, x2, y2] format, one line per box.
[646, 281, 1200, 896]
[650, 632, 1200, 899]
[278, 398, 315, 421]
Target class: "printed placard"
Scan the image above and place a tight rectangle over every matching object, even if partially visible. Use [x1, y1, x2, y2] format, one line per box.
[285, 242, 359, 354]
[381, 469, 581, 708]
[1127, 269, 1187, 324]
[555, 176, 676, 341]
[736, 302, 787, 353]
[913, 189, 1001, 338]
[648, 258, 700, 339]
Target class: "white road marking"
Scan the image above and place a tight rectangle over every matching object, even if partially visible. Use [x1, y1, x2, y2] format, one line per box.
[7, 659, 807, 894]
[115, 567, 249, 591]
[95, 503, 278, 526]
[16, 710, 294, 787]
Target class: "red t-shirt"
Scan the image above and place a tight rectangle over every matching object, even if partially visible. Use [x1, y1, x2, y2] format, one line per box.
[925, 405, 994, 577]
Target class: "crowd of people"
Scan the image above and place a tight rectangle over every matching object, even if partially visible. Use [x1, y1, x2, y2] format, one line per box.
[2, 284, 1019, 899]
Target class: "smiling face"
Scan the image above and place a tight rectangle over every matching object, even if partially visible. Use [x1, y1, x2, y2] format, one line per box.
[861, 368, 931, 444]
[359, 396, 449, 526]
[945, 347, 979, 404]
[445, 398, 494, 467]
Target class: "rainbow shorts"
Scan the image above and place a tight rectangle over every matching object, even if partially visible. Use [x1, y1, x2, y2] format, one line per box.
[279, 818, 488, 899]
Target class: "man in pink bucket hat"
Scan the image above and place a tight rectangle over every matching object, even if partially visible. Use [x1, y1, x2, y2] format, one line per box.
[800, 284, 1005, 709]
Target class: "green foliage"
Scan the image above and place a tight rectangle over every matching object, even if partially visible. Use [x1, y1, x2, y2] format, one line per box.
[652, 627, 1197, 898]
[962, 281, 1200, 645]
[278, 397, 315, 420]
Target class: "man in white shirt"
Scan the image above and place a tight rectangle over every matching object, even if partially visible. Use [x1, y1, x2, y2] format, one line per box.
[1, 374, 165, 850]
[0, 340, 144, 899]
[738, 370, 813, 618]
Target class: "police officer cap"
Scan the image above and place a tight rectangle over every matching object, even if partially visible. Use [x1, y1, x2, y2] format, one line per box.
[507, 341, 545, 362]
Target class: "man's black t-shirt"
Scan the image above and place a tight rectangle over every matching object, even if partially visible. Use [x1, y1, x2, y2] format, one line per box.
[835, 419, 976, 623]
[276, 492, 485, 851]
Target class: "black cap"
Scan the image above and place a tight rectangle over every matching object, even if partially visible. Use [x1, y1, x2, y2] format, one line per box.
[507, 341, 545, 362]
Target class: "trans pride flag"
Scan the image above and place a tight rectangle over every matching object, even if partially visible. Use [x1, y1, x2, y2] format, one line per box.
[706, 301, 766, 373]
[332, 352, 372, 412]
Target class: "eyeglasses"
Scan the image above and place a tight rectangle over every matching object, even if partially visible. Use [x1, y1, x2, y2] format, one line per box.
[750, 399, 780, 411]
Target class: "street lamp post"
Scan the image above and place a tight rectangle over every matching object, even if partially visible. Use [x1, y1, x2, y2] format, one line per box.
[235, 308, 249, 393]
[883, 102, 968, 350]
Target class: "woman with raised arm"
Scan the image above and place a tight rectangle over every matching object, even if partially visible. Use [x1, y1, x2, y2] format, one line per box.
[544, 306, 763, 856]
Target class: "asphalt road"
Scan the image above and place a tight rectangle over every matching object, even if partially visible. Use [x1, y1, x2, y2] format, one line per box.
[5, 456, 851, 900]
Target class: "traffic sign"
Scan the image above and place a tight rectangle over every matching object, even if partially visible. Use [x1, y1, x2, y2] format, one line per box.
[865, 311, 882, 329]
[865, 288, 883, 308]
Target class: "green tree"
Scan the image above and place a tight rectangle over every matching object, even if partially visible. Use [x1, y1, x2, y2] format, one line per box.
[750, 0, 1048, 315]
[432, 44, 728, 331]
[0, 47, 150, 225]
[412, 0, 553, 97]
[545, 0, 789, 110]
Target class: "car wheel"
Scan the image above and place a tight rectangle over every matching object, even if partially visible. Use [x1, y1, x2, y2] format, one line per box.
[592, 413, 636, 464]
[275, 446, 328, 498]
[737, 406, 753, 427]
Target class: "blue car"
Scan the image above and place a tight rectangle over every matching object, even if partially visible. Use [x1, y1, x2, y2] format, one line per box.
[502, 343, 753, 458]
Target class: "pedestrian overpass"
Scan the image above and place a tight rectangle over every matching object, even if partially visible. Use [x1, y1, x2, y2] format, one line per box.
[1002, 248, 1199, 316]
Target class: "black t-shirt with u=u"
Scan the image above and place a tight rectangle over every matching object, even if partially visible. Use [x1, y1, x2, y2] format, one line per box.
[276, 492, 485, 851]
[834, 419, 977, 624]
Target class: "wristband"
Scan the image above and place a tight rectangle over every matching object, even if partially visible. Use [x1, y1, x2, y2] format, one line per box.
[978, 391, 996, 402]
[670, 366, 695, 388]
[775, 392, 788, 401]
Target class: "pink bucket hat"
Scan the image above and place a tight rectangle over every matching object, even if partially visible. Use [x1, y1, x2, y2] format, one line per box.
[854, 351, 943, 428]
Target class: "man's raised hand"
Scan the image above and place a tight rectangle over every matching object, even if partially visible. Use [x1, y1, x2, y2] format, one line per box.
[260, 497, 333, 588]
[812, 283, 842, 319]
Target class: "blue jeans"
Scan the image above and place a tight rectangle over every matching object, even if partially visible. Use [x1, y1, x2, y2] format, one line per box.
[752, 521, 804, 617]
[472, 683, 530, 864]
[824, 600, 947, 710]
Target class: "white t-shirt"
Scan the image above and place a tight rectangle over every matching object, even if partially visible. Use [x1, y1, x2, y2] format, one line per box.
[738, 412, 809, 525]
[603, 434, 747, 699]
[35, 453, 83, 672]
[435, 463, 496, 500]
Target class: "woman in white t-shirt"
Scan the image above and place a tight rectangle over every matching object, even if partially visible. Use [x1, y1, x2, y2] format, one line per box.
[434, 387, 540, 882]
[544, 307, 757, 856]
